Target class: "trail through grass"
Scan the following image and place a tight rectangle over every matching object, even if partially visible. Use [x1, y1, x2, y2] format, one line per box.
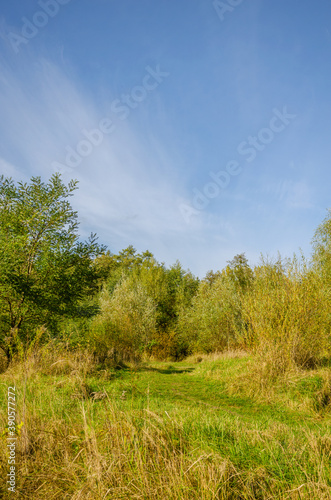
[1, 351, 331, 499]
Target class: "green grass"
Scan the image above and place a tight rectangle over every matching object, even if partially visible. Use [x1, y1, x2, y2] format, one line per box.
[1, 350, 331, 498]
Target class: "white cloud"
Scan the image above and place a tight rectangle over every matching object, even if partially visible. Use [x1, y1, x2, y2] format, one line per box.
[0, 56, 223, 275]
[261, 178, 314, 210]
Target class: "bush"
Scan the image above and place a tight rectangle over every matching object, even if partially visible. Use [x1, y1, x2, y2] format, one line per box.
[242, 257, 331, 372]
[90, 277, 157, 363]
[177, 275, 242, 354]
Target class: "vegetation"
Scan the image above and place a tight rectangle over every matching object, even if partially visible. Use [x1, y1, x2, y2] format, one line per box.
[0, 174, 331, 498]
[0, 174, 105, 362]
[1, 350, 331, 499]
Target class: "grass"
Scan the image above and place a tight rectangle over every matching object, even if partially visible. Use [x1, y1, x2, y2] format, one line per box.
[1, 349, 331, 499]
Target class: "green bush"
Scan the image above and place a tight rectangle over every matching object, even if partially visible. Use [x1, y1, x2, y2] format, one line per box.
[242, 257, 331, 372]
[90, 277, 157, 363]
[177, 275, 242, 354]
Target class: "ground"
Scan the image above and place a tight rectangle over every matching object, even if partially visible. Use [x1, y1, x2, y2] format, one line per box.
[1, 351, 331, 499]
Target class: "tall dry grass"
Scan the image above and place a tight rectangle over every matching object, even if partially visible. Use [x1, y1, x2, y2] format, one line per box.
[1, 348, 331, 499]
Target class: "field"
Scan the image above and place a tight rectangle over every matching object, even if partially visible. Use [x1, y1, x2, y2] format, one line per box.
[1, 349, 331, 499]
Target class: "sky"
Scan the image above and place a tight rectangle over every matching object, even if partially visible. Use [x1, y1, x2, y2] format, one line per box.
[0, 0, 331, 277]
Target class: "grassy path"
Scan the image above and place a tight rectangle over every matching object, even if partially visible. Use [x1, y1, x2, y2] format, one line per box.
[1, 353, 331, 498]
[103, 359, 329, 430]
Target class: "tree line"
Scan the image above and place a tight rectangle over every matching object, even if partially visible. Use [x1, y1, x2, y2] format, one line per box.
[1, 174, 330, 373]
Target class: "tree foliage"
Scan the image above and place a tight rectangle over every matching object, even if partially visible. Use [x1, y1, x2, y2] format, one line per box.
[312, 209, 331, 285]
[0, 174, 105, 360]
[225, 253, 254, 293]
[1, 173, 331, 373]
[91, 277, 157, 364]
[177, 274, 242, 354]
[242, 256, 331, 372]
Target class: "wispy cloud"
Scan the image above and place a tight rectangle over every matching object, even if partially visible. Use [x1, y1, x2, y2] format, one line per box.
[260, 178, 315, 210]
[0, 55, 220, 273]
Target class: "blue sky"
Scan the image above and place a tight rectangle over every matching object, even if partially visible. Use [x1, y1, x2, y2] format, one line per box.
[0, 0, 331, 277]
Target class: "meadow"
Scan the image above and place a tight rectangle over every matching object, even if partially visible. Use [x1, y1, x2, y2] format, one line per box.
[1, 348, 331, 499]
[1, 175, 331, 499]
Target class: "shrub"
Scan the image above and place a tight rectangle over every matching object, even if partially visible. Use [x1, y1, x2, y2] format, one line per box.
[177, 275, 242, 354]
[242, 256, 331, 372]
[90, 277, 157, 363]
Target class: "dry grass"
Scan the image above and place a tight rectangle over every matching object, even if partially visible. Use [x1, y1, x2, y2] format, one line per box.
[184, 350, 249, 365]
[1, 349, 331, 499]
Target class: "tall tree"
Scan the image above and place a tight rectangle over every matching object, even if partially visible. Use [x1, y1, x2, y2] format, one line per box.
[225, 253, 253, 293]
[0, 173, 105, 361]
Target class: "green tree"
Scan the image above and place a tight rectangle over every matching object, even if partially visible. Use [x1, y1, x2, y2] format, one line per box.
[94, 246, 154, 294]
[0, 174, 105, 361]
[91, 277, 157, 364]
[203, 270, 222, 286]
[177, 274, 242, 354]
[225, 253, 253, 293]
